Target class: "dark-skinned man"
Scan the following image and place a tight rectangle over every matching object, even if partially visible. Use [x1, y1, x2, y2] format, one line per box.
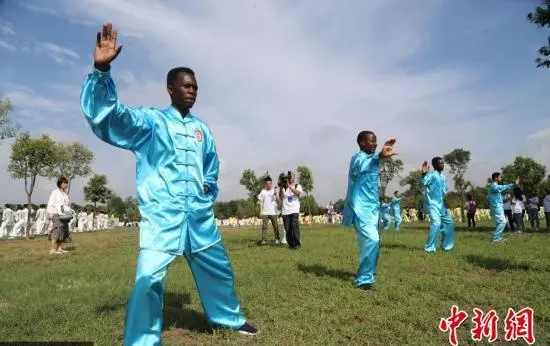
[420, 157, 455, 253]
[80, 23, 257, 345]
[342, 131, 396, 291]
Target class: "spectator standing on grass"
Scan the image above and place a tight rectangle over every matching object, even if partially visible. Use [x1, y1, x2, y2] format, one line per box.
[464, 194, 477, 230]
[543, 190, 550, 229]
[257, 176, 283, 245]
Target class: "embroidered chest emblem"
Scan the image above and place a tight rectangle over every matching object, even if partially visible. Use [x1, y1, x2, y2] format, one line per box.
[194, 129, 203, 142]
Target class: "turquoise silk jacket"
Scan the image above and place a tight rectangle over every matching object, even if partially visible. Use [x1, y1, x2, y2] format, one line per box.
[80, 68, 221, 255]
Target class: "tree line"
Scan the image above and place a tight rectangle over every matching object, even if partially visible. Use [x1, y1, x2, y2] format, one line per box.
[1, 97, 140, 238]
[236, 149, 550, 223]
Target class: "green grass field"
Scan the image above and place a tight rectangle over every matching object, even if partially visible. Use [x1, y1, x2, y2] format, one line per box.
[0, 222, 549, 346]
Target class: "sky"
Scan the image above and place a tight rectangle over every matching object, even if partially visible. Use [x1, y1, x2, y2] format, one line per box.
[1, 0, 550, 208]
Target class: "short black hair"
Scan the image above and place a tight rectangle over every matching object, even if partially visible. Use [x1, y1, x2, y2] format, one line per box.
[264, 176, 272, 182]
[356, 130, 375, 145]
[491, 172, 501, 180]
[57, 176, 68, 188]
[431, 157, 443, 167]
[167, 67, 195, 85]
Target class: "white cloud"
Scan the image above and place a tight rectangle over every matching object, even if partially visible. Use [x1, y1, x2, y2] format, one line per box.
[0, 40, 16, 51]
[34, 42, 81, 64]
[0, 20, 16, 36]
[2, 0, 550, 207]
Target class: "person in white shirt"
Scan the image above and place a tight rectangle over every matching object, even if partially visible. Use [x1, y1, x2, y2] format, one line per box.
[543, 190, 550, 229]
[34, 204, 48, 235]
[46, 176, 74, 254]
[527, 193, 540, 231]
[279, 172, 303, 249]
[10, 205, 26, 238]
[502, 192, 514, 231]
[77, 209, 88, 232]
[327, 202, 335, 224]
[257, 176, 282, 245]
[0, 204, 15, 238]
[511, 188, 525, 233]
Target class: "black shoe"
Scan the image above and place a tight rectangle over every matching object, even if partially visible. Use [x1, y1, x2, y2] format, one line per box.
[358, 284, 373, 291]
[237, 322, 258, 336]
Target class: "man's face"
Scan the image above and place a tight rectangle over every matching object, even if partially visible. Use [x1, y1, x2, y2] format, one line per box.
[434, 159, 444, 172]
[168, 72, 198, 110]
[496, 175, 502, 183]
[265, 181, 273, 190]
[362, 133, 377, 153]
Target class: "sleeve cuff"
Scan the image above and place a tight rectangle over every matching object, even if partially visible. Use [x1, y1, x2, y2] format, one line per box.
[93, 66, 111, 78]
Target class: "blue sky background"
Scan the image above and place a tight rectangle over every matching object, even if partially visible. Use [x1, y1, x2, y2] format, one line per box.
[1, 0, 550, 207]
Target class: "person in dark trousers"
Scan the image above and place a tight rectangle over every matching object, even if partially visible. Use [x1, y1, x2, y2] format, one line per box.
[280, 172, 303, 249]
[464, 194, 477, 229]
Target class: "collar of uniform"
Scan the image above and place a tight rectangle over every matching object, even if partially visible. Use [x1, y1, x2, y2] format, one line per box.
[165, 105, 195, 124]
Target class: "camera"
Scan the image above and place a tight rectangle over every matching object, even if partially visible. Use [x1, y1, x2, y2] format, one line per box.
[278, 171, 292, 189]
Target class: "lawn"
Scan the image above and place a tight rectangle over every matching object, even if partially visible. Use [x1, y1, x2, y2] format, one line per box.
[0, 222, 549, 346]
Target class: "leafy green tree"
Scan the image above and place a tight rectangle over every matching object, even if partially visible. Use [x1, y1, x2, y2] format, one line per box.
[527, 0, 550, 68]
[443, 148, 471, 222]
[83, 174, 112, 214]
[47, 142, 94, 194]
[379, 158, 404, 197]
[297, 165, 314, 216]
[0, 97, 20, 143]
[501, 157, 546, 195]
[8, 133, 59, 238]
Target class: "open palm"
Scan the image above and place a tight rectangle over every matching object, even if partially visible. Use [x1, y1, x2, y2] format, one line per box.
[94, 23, 122, 67]
[380, 138, 397, 157]
[421, 161, 430, 173]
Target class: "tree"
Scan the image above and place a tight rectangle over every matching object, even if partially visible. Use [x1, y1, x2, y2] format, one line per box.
[239, 169, 264, 200]
[83, 174, 112, 214]
[527, 0, 550, 68]
[0, 97, 20, 142]
[47, 142, 94, 194]
[296, 165, 314, 216]
[124, 196, 140, 221]
[333, 199, 345, 211]
[469, 185, 489, 209]
[8, 133, 59, 238]
[443, 148, 471, 222]
[502, 157, 546, 195]
[379, 158, 404, 197]
[107, 194, 126, 218]
[299, 195, 320, 215]
[400, 170, 424, 198]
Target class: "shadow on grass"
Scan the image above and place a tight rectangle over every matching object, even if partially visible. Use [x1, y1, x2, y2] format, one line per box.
[297, 263, 355, 281]
[465, 254, 549, 273]
[163, 292, 210, 332]
[95, 292, 211, 333]
[380, 243, 422, 251]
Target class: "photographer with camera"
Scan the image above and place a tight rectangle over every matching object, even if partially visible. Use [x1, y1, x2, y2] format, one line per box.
[278, 171, 303, 249]
[257, 176, 283, 245]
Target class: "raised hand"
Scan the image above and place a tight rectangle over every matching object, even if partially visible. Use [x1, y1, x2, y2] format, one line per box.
[421, 161, 429, 174]
[380, 138, 397, 158]
[94, 22, 123, 70]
